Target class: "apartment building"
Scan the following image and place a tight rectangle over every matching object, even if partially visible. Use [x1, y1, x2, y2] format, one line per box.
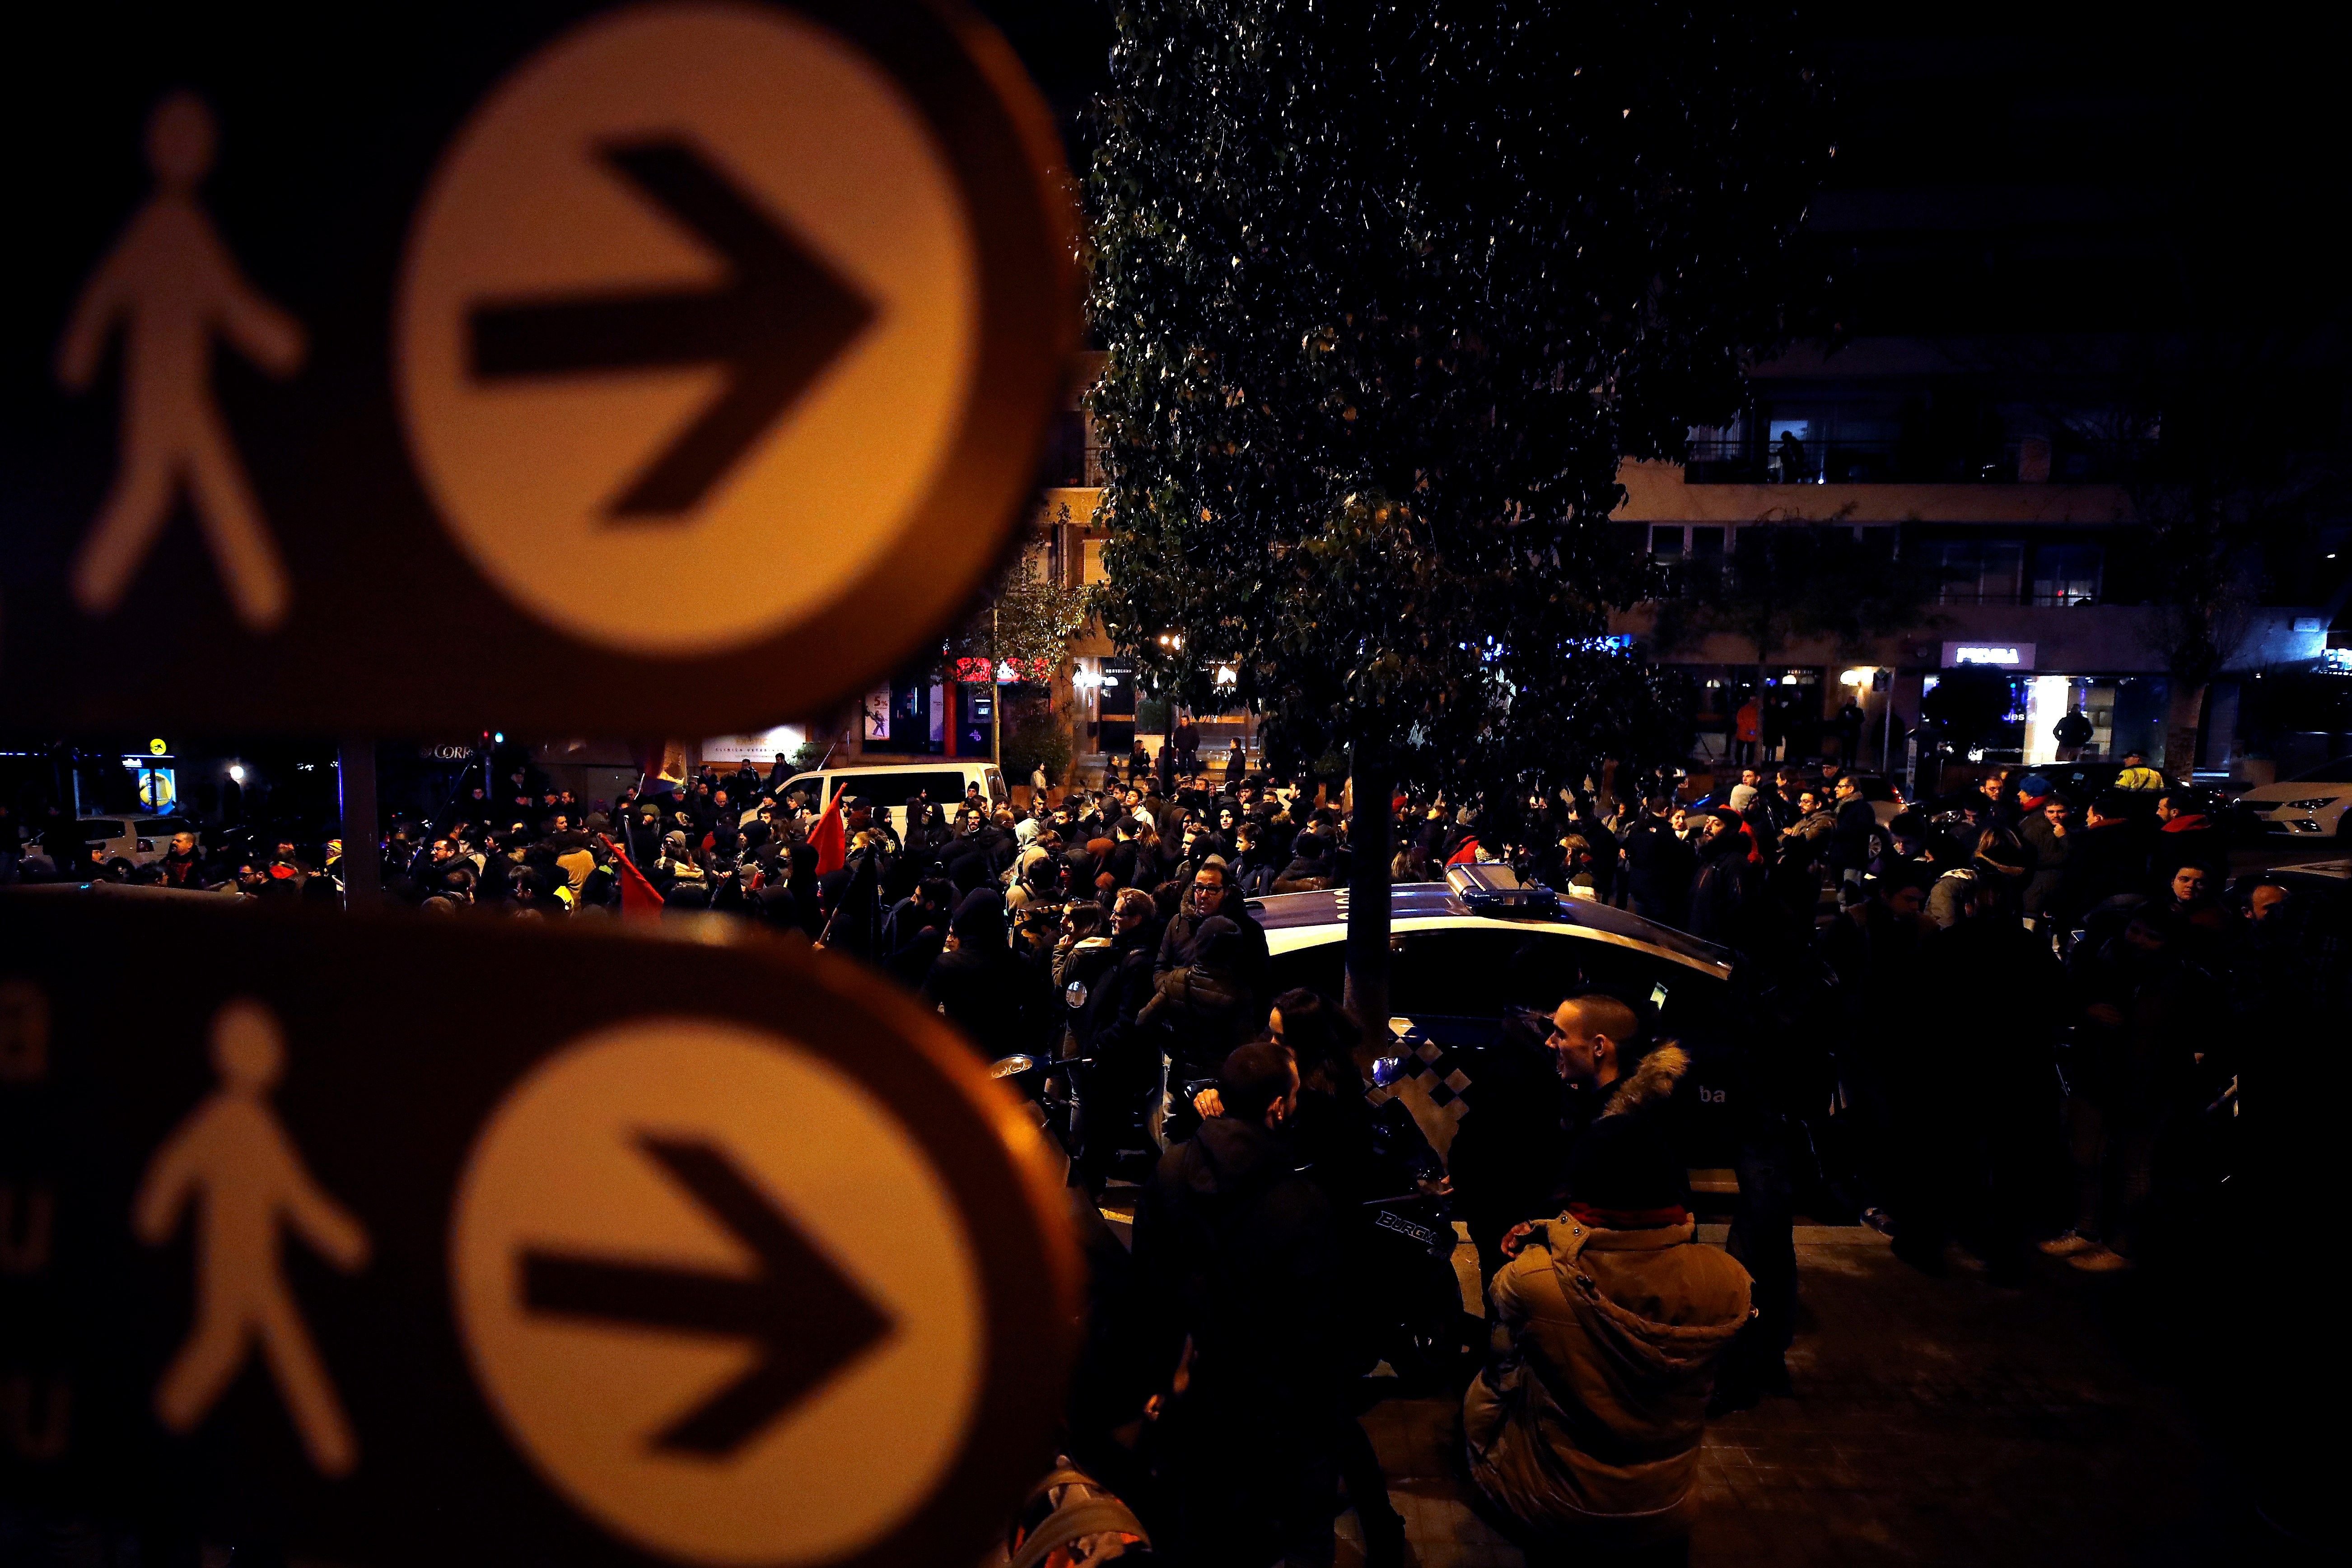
[1611, 20, 2346, 781]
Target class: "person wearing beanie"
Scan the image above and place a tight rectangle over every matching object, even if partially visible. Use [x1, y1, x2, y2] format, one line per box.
[1464, 1049, 1753, 1556]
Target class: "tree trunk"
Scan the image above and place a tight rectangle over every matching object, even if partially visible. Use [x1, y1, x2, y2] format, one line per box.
[2164, 680, 2209, 779]
[1342, 749, 1395, 1061]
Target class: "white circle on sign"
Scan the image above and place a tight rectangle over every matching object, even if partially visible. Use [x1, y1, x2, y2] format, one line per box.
[396, 1, 979, 655]
[449, 1017, 985, 1566]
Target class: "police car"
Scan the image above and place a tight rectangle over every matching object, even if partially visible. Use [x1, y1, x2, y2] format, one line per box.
[1251, 865, 1741, 1165]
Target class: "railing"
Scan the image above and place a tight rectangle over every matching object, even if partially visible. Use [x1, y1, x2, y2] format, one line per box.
[1684, 437, 2137, 486]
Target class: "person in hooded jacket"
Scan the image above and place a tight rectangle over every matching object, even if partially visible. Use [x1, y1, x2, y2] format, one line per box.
[1464, 1078, 1753, 1559]
[652, 830, 709, 909]
[1130, 1040, 1346, 1568]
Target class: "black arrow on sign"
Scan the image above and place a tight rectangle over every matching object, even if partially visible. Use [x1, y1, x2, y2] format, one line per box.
[468, 139, 877, 520]
[519, 1134, 895, 1457]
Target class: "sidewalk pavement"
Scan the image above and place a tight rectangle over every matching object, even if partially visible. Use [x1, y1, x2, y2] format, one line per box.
[1344, 1226, 2248, 1568]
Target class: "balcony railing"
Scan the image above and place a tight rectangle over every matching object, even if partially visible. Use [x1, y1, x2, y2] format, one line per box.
[1685, 437, 2134, 486]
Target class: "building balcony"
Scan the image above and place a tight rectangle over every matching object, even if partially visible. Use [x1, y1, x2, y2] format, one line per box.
[1615, 459, 2127, 527]
[1683, 435, 2143, 487]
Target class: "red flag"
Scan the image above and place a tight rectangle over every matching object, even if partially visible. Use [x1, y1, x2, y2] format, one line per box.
[1446, 837, 1484, 868]
[601, 834, 665, 920]
[809, 791, 847, 878]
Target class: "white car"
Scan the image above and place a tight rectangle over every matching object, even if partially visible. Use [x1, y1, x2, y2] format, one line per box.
[774, 762, 1008, 838]
[2237, 758, 2352, 842]
[79, 815, 186, 874]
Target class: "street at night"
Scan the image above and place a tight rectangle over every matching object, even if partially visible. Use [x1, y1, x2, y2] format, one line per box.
[2, 5, 2343, 1568]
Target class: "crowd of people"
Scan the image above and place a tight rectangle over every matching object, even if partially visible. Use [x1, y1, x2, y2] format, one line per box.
[2, 742, 2330, 1566]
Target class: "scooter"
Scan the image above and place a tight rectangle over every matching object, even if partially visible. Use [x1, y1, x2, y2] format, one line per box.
[1355, 1186, 1481, 1390]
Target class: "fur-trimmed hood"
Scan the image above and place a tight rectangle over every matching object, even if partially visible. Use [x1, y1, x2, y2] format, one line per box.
[1600, 1043, 1689, 1119]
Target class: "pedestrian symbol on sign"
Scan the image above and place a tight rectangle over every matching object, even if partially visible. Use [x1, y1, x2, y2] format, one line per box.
[57, 93, 305, 632]
[133, 999, 369, 1475]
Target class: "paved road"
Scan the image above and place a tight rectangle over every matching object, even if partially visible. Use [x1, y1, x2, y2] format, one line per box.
[1342, 1227, 2269, 1568]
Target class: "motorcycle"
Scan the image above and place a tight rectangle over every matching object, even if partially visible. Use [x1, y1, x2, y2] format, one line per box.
[1354, 1185, 1480, 1389]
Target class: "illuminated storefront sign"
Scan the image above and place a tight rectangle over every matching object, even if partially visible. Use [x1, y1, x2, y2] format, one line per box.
[1943, 641, 2035, 669]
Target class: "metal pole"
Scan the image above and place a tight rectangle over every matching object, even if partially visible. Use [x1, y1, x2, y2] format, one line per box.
[990, 606, 1003, 767]
[1881, 672, 1895, 775]
[338, 739, 379, 908]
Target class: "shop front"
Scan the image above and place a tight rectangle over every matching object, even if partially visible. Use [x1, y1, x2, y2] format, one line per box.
[1925, 642, 2173, 770]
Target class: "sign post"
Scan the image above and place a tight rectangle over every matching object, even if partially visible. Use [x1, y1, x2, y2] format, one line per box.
[0, 893, 1079, 1568]
[4, 6, 1090, 1558]
[336, 740, 379, 906]
[0, 0, 1079, 737]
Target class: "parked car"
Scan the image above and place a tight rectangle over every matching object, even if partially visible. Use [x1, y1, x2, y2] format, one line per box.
[774, 762, 1008, 838]
[2233, 757, 2352, 841]
[78, 815, 182, 875]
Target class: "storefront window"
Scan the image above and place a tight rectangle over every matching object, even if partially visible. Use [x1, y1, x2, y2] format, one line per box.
[1932, 672, 2170, 769]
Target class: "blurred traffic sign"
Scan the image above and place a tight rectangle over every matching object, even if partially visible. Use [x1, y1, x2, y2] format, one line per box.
[0, 0, 1078, 734]
[0, 891, 1079, 1568]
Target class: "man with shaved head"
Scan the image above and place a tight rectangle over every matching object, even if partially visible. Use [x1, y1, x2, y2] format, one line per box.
[1545, 994, 1643, 1097]
[1496, 992, 1795, 1411]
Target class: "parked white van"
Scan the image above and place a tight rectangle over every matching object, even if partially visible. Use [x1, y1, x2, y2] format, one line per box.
[775, 762, 1008, 838]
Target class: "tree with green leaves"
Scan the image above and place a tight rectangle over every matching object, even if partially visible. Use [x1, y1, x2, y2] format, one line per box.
[1087, 0, 1827, 1038]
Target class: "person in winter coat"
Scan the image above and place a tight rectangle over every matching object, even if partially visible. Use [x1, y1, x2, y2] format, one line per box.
[878, 876, 953, 989]
[651, 830, 709, 908]
[1887, 872, 2063, 1280]
[1141, 915, 1259, 1143]
[1464, 1092, 1753, 1556]
[2044, 906, 2220, 1271]
[2149, 788, 2226, 887]
[921, 889, 1025, 1059]
[159, 829, 208, 888]
[1271, 829, 1339, 893]
[1824, 773, 1881, 887]
[1685, 809, 1763, 952]
[2019, 793, 2077, 922]
[1779, 786, 1835, 855]
[1619, 795, 1695, 928]
[1063, 887, 1163, 1181]
[1155, 861, 1270, 997]
[1130, 1040, 1347, 1568]
[2058, 790, 2150, 923]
